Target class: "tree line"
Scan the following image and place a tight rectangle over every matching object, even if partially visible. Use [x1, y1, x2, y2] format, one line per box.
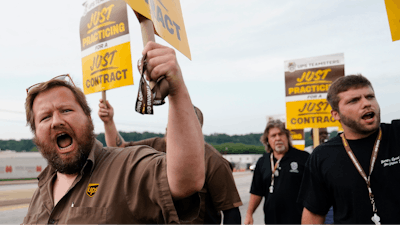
[0, 132, 264, 154]
[0, 131, 338, 154]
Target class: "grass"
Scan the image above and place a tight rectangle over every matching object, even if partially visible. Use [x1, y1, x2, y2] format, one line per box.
[0, 178, 37, 182]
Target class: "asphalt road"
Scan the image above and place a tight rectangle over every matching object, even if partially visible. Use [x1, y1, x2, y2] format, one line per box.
[0, 171, 264, 224]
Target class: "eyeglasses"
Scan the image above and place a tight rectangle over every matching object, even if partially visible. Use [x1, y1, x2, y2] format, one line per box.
[26, 74, 75, 94]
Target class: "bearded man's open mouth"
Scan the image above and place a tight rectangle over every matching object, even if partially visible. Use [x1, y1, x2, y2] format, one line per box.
[56, 133, 74, 153]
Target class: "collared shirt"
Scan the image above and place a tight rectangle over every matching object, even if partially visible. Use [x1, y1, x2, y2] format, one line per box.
[127, 138, 243, 224]
[250, 147, 309, 224]
[23, 140, 199, 224]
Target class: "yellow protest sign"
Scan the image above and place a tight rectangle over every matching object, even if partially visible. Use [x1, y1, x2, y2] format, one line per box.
[385, 0, 400, 41]
[286, 99, 341, 129]
[284, 53, 345, 130]
[290, 129, 305, 150]
[80, 0, 133, 95]
[124, 0, 191, 59]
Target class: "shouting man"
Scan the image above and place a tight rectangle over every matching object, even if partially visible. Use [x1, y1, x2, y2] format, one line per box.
[23, 42, 205, 224]
[298, 74, 400, 224]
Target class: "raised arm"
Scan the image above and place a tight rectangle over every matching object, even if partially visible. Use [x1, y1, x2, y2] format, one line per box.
[143, 42, 205, 199]
[98, 99, 129, 147]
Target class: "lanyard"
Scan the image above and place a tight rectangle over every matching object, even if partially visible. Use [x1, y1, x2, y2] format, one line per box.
[340, 128, 382, 225]
[269, 153, 282, 194]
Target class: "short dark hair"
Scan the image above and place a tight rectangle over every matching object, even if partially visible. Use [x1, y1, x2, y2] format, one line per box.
[25, 79, 92, 133]
[260, 120, 292, 153]
[327, 74, 373, 112]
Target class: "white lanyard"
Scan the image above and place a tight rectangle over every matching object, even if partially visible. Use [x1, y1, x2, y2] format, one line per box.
[269, 153, 282, 194]
[340, 128, 382, 225]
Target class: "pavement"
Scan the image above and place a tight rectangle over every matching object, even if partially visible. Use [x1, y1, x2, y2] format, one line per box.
[0, 180, 37, 208]
[0, 171, 266, 224]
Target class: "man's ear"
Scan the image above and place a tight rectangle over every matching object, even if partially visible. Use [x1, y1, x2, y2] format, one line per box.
[331, 110, 340, 121]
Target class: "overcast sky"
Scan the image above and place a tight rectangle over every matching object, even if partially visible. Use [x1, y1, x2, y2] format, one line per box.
[1, 0, 399, 141]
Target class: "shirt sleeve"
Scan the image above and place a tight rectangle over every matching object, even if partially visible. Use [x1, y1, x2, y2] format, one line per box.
[250, 156, 267, 197]
[126, 138, 156, 147]
[126, 137, 166, 153]
[297, 151, 332, 215]
[123, 145, 200, 223]
[205, 145, 243, 211]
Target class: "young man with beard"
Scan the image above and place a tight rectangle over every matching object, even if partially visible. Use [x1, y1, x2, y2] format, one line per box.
[22, 42, 205, 224]
[298, 74, 400, 224]
[244, 120, 309, 224]
[97, 100, 243, 224]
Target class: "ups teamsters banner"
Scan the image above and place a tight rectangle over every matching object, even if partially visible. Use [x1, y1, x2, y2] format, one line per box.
[80, 0, 133, 95]
[284, 53, 344, 130]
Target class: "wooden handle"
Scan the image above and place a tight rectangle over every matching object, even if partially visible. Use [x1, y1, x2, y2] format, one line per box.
[313, 128, 320, 148]
[137, 13, 156, 89]
[102, 90, 107, 109]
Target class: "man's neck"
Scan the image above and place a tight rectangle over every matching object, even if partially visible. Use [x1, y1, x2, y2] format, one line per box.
[53, 172, 78, 206]
[273, 149, 287, 160]
[57, 172, 78, 181]
[342, 128, 378, 140]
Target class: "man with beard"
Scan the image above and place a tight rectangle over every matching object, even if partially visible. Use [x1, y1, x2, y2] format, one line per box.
[97, 100, 242, 224]
[244, 120, 309, 224]
[298, 74, 400, 224]
[22, 42, 205, 224]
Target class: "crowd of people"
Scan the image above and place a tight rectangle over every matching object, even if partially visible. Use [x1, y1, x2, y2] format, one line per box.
[22, 42, 400, 224]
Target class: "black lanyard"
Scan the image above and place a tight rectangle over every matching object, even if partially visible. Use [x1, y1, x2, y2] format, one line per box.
[340, 128, 382, 225]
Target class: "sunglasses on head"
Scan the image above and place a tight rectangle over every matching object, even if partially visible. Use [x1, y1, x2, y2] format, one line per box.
[26, 74, 75, 94]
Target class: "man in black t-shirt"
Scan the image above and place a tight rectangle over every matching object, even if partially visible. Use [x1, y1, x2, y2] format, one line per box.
[244, 120, 309, 224]
[298, 74, 400, 224]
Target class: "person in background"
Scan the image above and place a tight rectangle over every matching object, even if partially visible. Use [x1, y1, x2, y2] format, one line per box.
[244, 120, 309, 224]
[298, 74, 400, 224]
[304, 128, 329, 154]
[23, 42, 205, 224]
[98, 100, 242, 224]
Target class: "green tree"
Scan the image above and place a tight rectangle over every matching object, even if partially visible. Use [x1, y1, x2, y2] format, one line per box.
[1, 132, 264, 153]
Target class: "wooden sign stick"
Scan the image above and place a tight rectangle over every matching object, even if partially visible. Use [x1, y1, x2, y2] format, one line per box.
[137, 13, 157, 89]
[102, 90, 107, 108]
[103, 13, 153, 109]
[313, 128, 320, 148]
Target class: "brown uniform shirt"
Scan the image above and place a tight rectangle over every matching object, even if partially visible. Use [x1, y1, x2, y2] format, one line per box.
[127, 137, 243, 224]
[23, 140, 199, 224]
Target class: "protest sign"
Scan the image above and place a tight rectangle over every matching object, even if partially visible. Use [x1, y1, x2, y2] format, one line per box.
[124, 0, 191, 59]
[290, 129, 305, 150]
[385, 0, 400, 42]
[284, 53, 344, 130]
[80, 0, 133, 95]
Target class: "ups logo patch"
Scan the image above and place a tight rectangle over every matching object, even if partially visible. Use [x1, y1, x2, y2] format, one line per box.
[86, 183, 99, 197]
